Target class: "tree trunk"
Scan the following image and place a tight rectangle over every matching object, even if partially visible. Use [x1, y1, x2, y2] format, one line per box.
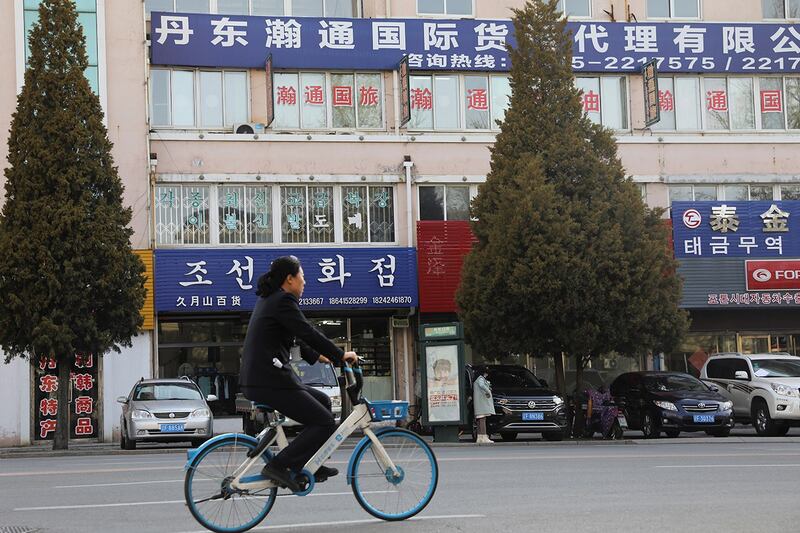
[571, 357, 587, 438]
[554, 352, 566, 397]
[53, 356, 71, 450]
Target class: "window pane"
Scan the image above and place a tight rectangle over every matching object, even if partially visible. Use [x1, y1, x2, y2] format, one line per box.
[576, 77, 601, 124]
[85, 66, 99, 95]
[218, 186, 245, 243]
[763, 0, 785, 18]
[199, 71, 223, 127]
[704, 78, 729, 130]
[446, 186, 470, 221]
[445, 0, 472, 15]
[23, 0, 39, 8]
[281, 186, 307, 243]
[434, 76, 460, 129]
[293, 0, 323, 16]
[308, 186, 334, 243]
[787, 77, 800, 128]
[730, 77, 755, 129]
[155, 185, 181, 245]
[24, 10, 37, 64]
[176, 0, 210, 12]
[647, 0, 669, 17]
[369, 187, 395, 242]
[723, 185, 748, 200]
[356, 74, 383, 129]
[750, 185, 773, 200]
[325, 0, 354, 17]
[409, 76, 433, 129]
[145, 0, 173, 15]
[331, 73, 356, 129]
[652, 77, 676, 130]
[781, 185, 800, 200]
[490, 76, 511, 127]
[183, 186, 210, 244]
[760, 78, 786, 130]
[419, 186, 445, 220]
[246, 186, 273, 243]
[224, 72, 248, 126]
[601, 76, 627, 129]
[77, 13, 98, 65]
[172, 71, 195, 127]
[418, 0, 444, 14]
[673, 0, 699, 17]
[301, 72, 327, 129]
[150, 69, 171, 126]
[274, 72, 299, 129]
[694, 185, 718, 201]
[790, 0, 800, 17]
[252, 0, 285, 15]
[217, 0, 248, 14]
[675, 77, 700, 130]
[464, 76, 490, 130]
[76, 0, 96, 9]
[565, 0, 590, 16]
[342, 186, 369, 242]
[668, 185, 692, 203]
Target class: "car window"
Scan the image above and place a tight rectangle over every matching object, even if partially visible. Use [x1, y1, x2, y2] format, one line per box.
[730, 359, 750, 378]
[134, 383, 203, 401]
[487, 368, 543, 388]
[706, 358, 730, 379]
[610, 374, 627, 396]
[751, 359, 800, 378]
[290, 361, 338, 386]
[643, 374, 708, 392]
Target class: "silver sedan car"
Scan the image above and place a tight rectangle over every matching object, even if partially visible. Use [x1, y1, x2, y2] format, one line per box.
[118, 377, 215, 449]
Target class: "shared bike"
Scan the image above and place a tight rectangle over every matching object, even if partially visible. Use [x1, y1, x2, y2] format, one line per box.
[183, 362, 439, 533]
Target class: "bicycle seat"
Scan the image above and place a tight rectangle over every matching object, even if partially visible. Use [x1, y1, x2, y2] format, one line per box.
[254, 403, 275, 413]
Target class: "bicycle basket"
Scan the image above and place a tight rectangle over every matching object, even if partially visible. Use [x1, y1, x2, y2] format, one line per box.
[366, 400, 409, 422]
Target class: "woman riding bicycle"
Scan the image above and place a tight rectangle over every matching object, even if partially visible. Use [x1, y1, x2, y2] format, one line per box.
[239, 255, 358, 489]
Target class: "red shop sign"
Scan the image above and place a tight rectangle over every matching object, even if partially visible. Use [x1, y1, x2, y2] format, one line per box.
[416, 221, 477, 313]
[745, 259, 800, 291]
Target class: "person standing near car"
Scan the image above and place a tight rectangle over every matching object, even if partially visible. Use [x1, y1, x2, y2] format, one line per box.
[473, 369, 496, 444]
[239, 255, 358, 490]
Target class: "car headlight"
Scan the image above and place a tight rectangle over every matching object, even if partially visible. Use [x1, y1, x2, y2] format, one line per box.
[189, 408, 211, 418]
[552, 396, 564, 406]
[771, 383, 800, 398]
[331, 396, 342, 409]
[131, 409, 153, 419]
[654, 401, 678, 412]
[720, 401, 733, 411]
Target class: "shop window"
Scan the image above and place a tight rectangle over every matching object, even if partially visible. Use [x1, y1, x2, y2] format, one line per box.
[557, 0, 591, 17]
[218, 185, 273, 244]
[722, 184, 774, 201]
[763, 0, 800, 18]
[149, 69, 249, 128]
[576, 77, 629, 130]
[351, 318, 391, 377]
[155, 184, 211, 245]
[272, 72, 384, 131]
[417, 0, 472, 16]
[419, 185, 471, 221]
[341, 186, 395, 243]
[408, 74, 511, 131]
[647, 0, 700, 18]
[280, 185, 334, 244]
[668, 184, 718, 204]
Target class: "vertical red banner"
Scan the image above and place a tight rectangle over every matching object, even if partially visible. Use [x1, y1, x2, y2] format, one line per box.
[416, 221, 477, 313]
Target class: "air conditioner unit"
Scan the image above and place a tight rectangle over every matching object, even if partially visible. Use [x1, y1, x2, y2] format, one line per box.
[233, 122, 266, 135]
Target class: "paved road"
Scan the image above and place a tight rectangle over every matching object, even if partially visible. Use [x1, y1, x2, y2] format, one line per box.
[2, 439, 799, 533]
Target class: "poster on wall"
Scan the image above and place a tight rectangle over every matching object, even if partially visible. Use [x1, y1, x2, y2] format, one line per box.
[33, 354, 99, 441]
[425, 344, 461, 423]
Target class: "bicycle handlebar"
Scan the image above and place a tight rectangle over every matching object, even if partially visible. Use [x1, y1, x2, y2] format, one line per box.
[342, 361, 364, 405]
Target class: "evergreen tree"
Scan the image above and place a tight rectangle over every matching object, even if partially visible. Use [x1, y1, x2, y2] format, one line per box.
[0, 0, 146, 450]
[456, 0, 688, 431]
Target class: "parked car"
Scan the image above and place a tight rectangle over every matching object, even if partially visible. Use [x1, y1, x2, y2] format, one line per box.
[466, 364, 569, 441]
[609, 371, 734, 438]
[117, 377, 216, 449]
[236, 360, 342, 435]
[700, 352, 800, 436]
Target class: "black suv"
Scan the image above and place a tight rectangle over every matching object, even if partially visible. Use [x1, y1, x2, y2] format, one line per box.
[467, 364, 569, 441]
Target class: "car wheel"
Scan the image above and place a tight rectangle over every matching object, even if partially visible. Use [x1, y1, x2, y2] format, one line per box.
[705, 428, 731, 437]
[499, 432, 518, 442]
[665, 430, 680, 438]
[641, 413, 659, 439]
[542, 431, 564, 442]
[121, 426, 136, 450]
[753, 401, 779, 437]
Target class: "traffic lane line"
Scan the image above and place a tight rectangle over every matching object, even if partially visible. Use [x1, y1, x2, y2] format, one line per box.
[655, 464, 800, 468]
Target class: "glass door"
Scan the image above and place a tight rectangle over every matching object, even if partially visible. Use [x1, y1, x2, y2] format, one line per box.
[739, 335, 770, 354]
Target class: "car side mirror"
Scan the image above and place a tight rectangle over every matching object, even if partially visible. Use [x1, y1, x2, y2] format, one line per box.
[206, 395, 218, 402]
[116, 396, 128, 404]
[707, 384, 720, 392]
[734, 371, 749, 380]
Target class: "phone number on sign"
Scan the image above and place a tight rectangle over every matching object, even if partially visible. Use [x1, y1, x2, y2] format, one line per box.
[572, 55, 800, 72]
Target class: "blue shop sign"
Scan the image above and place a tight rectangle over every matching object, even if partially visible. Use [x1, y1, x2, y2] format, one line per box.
[151, 12, 800, 74]
[154, 247, 417, 313]
[672, 201, 800, 259]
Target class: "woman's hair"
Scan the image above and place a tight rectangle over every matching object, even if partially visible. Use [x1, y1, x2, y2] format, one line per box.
[256, 255, 301, 297]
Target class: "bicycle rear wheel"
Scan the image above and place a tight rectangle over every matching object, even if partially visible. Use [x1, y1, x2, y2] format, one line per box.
[184, 435, 277, 533]
[350, 428, 438, 521]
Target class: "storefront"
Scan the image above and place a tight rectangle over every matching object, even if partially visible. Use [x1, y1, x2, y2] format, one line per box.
[154, 247, 417, 415]
[669, 200, 800, 376]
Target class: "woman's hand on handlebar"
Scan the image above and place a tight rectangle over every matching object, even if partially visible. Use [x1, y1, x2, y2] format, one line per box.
[343, 351, 359, 364]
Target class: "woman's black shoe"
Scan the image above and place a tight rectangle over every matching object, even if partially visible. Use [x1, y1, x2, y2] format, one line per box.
[314, 465, 339, 482]
[261, 463, 301, 492]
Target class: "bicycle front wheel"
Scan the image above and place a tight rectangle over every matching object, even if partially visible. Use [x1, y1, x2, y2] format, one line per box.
[184, 435, 277, 533]
[351, 428, 438, 521]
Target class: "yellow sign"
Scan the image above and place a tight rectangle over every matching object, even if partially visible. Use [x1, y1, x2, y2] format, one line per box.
[134, 250, 154, 330]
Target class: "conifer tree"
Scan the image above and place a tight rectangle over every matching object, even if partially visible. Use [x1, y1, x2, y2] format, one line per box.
[456, 0, 688, 432]
[0, 0, 146, 449]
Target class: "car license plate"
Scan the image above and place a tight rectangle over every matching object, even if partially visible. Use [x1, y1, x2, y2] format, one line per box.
[160, 423, 184, 433]
[693, 415, 715, 424]
[522, 412, 544, 421]
[617, 414, 629, 430]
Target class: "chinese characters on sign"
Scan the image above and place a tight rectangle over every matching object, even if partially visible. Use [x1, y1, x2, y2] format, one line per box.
[33, 353, 99, 441]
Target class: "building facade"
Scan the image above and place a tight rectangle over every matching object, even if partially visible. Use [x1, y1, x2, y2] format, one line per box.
[2, 0, 800, 445]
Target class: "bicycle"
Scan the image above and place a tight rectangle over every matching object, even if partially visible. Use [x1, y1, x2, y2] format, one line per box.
[183, 362, 439, 533]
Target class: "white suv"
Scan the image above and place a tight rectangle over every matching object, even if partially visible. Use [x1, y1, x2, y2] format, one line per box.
[700, 353, 800, 436]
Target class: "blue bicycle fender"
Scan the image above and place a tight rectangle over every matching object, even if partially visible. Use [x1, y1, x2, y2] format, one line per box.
[346, 427, 415, 485]
[184, 433, 259, 470]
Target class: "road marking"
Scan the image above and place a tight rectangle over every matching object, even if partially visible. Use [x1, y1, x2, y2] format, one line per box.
[13, 491, 392, 511]
[56, 479, 185, 488]
[177, 514, 486, 533]
[655, 464, 800, 469]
